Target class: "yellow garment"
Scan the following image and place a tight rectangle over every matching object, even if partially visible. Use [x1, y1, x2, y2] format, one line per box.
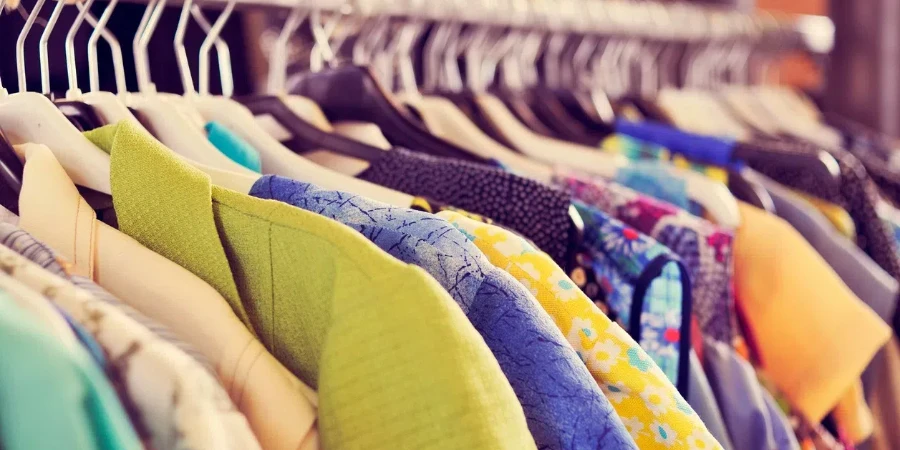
[733, 202, 890, 423]
[792, 191, 856, 241]
[438, 211, 723, 450]
[869, 337, 900, 450]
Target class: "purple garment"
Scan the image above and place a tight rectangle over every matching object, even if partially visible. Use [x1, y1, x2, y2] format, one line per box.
[250, 175, 638, 450]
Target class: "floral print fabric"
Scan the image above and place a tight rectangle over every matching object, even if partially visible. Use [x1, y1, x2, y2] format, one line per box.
[554, 171, 739, 345]
[250, 175, 636, 450]
[438, 210, 723, 450]
[574, 202, 691, 388]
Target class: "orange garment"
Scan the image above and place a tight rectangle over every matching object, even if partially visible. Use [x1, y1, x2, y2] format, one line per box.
[732, 202, 890, 423]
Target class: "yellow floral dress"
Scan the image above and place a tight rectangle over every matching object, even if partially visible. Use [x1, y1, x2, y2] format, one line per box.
[438, 211, 723, 450]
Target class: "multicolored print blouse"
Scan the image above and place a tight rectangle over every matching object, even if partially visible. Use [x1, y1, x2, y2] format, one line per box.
[438, 210, 723, 450]
[573, 202, 691, 389]
[555, 170, 740, 345]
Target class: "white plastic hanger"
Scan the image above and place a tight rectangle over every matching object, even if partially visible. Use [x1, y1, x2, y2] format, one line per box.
[123, 0, 254, 174]
[188, 1, 415, 207]
[396, 18, 555, 182]
[0, 0, 112, 194]
[63, 0, 151, 132]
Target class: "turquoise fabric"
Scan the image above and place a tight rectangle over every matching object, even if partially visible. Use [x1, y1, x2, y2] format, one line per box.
[0, 289, 141, 450]
[205, 121, 263, 172]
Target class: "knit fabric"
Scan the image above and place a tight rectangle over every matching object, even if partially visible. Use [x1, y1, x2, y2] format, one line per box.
[86, 121, 537, 450]
[358, 147, 573, 267]
[250, 175, 632, 449]
[438, 210, 723, 450]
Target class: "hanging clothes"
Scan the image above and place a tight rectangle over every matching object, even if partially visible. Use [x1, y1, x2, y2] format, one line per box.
[85, 121, 538, 450]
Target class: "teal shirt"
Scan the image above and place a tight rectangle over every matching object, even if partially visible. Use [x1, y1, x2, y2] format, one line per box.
[205, 121, 263, 172]
[0, 290, 141, 450]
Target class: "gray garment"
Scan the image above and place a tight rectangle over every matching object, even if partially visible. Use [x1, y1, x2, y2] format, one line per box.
[703, 338, 776, 450]
[0, 221, 217, 375]
[761, 388, 801, 450]
[688, 351, 734, 450]
[753, 171, 898, 323]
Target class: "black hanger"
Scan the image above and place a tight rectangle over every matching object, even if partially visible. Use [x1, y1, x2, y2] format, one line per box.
[290, 65, 488, 163]
[55, 100, 106, 132]
[527, 87, 608, 146]
[493, 88, 559, 140]
[237, 95, 387, 162]
[728, 170, 776, 213]
[0, 129, 24, 215]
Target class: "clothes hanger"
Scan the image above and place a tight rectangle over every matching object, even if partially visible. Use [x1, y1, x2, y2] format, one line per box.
[237, 6, 391, 163]
[0, 3, 24, 216]
[290, 10, 488, 163]
[0, 0, 112, 195]
[72, 0, 152, 131]
[397, 16, 555, 182]
[191, 0, 414, 206]
[24, 0, 106, 132]
[123, 0, 255, 174]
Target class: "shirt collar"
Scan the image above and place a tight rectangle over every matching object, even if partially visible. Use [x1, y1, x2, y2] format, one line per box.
[17, 143, 96, 278]
[84, 121, 252, 327]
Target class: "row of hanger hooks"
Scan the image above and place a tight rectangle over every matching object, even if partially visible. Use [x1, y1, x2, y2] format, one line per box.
[0, 0, 829, 99]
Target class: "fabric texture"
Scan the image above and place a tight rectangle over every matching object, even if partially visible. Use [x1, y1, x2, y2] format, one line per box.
[554, 171, 738, 345]
[600, 133, 729, 184]
[249, 175, 634, 449]
[573, 201, 691, 388]
[358, 147, 573, 267]
[733, 201, 891, 423]
[206, 121, 263, 173]
[439, 210, 723, 450]
[742, 138, 900, 284]
[15, 141, 320, 450]
[869, 338, 900, 450]
[702, 337, 776, 450]
[86, 122, 536, 450]
[0, 221, 217, 375]
[687, 351, 733, 450]
[759, 176, 898, 324]
[0, 288, 142, 450]
[0, 243, 261, 450]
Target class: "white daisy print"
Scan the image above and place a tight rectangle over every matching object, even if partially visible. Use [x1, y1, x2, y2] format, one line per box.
[640, 384, 673, 416]
[567, 317, 597, 347]
[518, 262, 541, 281]
[587, 338, 622, 373]
[651, 421, 677, 447]
[620, 416, 644, 440]
[686, 430, 716, 450]
[548, 271, 579, 301]
[494, 235, 528, 256]
[601, 381, 630, 404]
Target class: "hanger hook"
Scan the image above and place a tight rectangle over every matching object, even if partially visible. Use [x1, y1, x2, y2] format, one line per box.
[174, 0, 196, 94]
[66, 0, 98, 96]
[136, 0, 166, 92]
[268, 4, 307, 94]
[197, 1, 236, 96]
[86, 0, 124, 94]
[310, 9, 338, 71]
[16, 0, 46, 93]
[38, 0, 68, 95]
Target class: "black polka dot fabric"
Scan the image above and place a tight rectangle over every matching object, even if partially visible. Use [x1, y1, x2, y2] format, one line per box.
[741, 138, 900, 283]
[359, 148, 574, 266]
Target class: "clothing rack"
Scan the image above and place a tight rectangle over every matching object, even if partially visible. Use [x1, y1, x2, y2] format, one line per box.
[104, 0, 833, 54]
